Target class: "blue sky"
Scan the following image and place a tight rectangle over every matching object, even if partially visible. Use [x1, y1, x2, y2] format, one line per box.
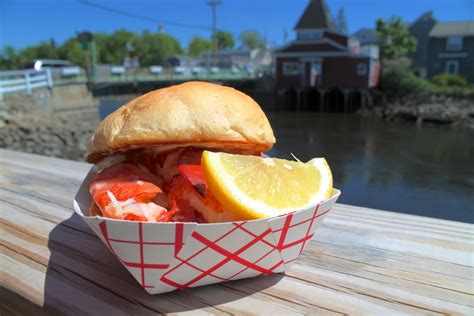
[1, 0, 473, 50]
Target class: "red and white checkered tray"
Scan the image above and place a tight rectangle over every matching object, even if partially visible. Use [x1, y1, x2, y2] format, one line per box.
[74, 167, 341, 294]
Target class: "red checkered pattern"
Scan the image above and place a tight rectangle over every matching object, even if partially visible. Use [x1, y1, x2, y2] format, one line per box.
[89, 220, 196, 290]
[79, 189, 339, 294]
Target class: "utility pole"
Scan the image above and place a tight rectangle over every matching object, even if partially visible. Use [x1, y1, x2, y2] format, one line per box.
[207, 0, 221, 67]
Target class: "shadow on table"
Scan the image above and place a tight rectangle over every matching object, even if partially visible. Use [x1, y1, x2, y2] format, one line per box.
[43, 213, 283, 314]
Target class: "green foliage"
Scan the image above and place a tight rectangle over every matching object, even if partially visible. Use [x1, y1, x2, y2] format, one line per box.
[25, 39, 58, 60]
[136, 31, 183, 66]
[376, 16, 417, 60]
[188, 36, 211, 57]
[214, 31, 234, 50]
[380, 59, 427, 95]
[96, 30, 137, 65]
[239, 30, 264, 49]
[0, 30, 184, 70]
[0, 46, 19, 70]
[380, 58, 474, 97]
[431, 74, 468, 87]
[57, 38, 86, 67]
[0, 40, 59, 69]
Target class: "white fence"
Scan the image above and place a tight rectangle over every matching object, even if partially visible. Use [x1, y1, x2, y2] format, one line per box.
[0, 69, 53, 101]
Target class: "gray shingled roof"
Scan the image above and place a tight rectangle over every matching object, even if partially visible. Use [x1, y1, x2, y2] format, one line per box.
[429, 21, 474, 37]
[294, 0, 336, 30]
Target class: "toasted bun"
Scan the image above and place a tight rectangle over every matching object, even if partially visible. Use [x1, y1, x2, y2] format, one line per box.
[87, 81, 275, 163]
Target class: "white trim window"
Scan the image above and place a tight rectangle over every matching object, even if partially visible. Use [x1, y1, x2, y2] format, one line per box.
[446, 36, 463, 51]
[445, 60, 459, 75]
[357, 63, 368, 76]
[283, 62, 300, 75]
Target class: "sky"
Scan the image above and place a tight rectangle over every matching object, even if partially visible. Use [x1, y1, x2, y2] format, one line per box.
[1, 0, 473, 50]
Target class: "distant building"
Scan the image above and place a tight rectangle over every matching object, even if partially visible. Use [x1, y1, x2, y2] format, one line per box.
[165, 55, 199, 68]
[352, 28, 381, 46]
[274, 0, 380, 91]
[200, 49, 250, 69]
[199, 48, 273, 70]
[427, 21, 474, 83]
[408, 11, 437, 78]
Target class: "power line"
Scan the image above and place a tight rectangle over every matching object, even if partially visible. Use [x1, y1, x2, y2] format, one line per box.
[78, 0, 211, 31]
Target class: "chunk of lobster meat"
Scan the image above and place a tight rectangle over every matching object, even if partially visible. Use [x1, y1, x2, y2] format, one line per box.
[141, 148, 204, 188]
[103, 197, 172, 222]
[169, 164, 241, 223]
[142, 148, 186, 187]
[169, 198, 207, 223]
[90, 163, 170, 222]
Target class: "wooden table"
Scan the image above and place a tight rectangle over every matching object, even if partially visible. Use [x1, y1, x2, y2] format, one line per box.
[1, 149, 473, 315]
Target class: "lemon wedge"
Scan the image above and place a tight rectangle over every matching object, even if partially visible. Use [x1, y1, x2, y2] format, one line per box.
[201, 151, 333, 219]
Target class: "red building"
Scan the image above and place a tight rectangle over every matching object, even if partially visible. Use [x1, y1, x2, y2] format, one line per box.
[275, 0, 380, 92]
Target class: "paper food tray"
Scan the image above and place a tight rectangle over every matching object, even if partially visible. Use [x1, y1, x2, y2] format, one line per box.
[74, 166, 341, 294]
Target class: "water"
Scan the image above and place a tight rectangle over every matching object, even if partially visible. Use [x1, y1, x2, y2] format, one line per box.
[100, 98, 474, 223]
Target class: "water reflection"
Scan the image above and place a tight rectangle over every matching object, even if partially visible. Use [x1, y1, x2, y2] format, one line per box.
[267, 113, 474, 223]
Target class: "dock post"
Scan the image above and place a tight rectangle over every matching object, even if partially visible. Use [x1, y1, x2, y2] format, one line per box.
[361, 90, 367, 109]
[296, 88, 302, 111]
[342, 88, 350, 112]
[319, 89, 326, 112]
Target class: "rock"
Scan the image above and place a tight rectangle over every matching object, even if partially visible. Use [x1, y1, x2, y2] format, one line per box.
[0, 94, 99, 161]
[363, 92, 474, 129]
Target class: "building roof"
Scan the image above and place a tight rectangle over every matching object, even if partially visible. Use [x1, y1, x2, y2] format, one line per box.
[408, 11, 435, 30]
[429, 21, 474, 37]
[279, 42, 344, 53]
[294, 0, 336, 30]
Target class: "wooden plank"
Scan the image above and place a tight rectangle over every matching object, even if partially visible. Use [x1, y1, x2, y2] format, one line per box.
[1, 149, 473, 315]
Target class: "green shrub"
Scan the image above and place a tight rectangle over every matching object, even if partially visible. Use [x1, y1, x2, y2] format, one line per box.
[379, 59, 429, 95]
[379, 58, 474, 97]
[432, 74, 468, 87]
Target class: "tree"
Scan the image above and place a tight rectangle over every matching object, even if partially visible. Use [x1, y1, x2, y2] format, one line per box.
[0, 45, 19, 70]
[336, 8, 348, 34]
[136, 31, 183, 66]
[96, 29, 137, 65]
[0, 29, 185, 70]
[12, 39, 60, 68]
[58, 38, 86, 67]
[376, 16, 417, 61]
[239, 30, 264, 49]
[188, 36, 211, 56]
[214, 31, 234, 50]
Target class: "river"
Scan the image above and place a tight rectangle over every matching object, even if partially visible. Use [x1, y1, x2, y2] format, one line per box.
[100, 98, 474, 223]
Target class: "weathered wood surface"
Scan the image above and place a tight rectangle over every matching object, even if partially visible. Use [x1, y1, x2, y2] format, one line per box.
[1, 149, 473, 315]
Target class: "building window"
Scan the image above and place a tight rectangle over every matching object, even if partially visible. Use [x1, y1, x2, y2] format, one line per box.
[357, 63, 367, 76]
[446, 36, 463, 51]
[283, 62, 300, 75]
[445, 60, 459, 75]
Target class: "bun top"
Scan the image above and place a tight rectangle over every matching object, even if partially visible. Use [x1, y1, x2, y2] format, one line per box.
[87, 81, 275, 163]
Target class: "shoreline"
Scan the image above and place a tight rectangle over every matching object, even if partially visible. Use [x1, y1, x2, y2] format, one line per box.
[359, 94, 474, 129]
[0, 94, 99, 161]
